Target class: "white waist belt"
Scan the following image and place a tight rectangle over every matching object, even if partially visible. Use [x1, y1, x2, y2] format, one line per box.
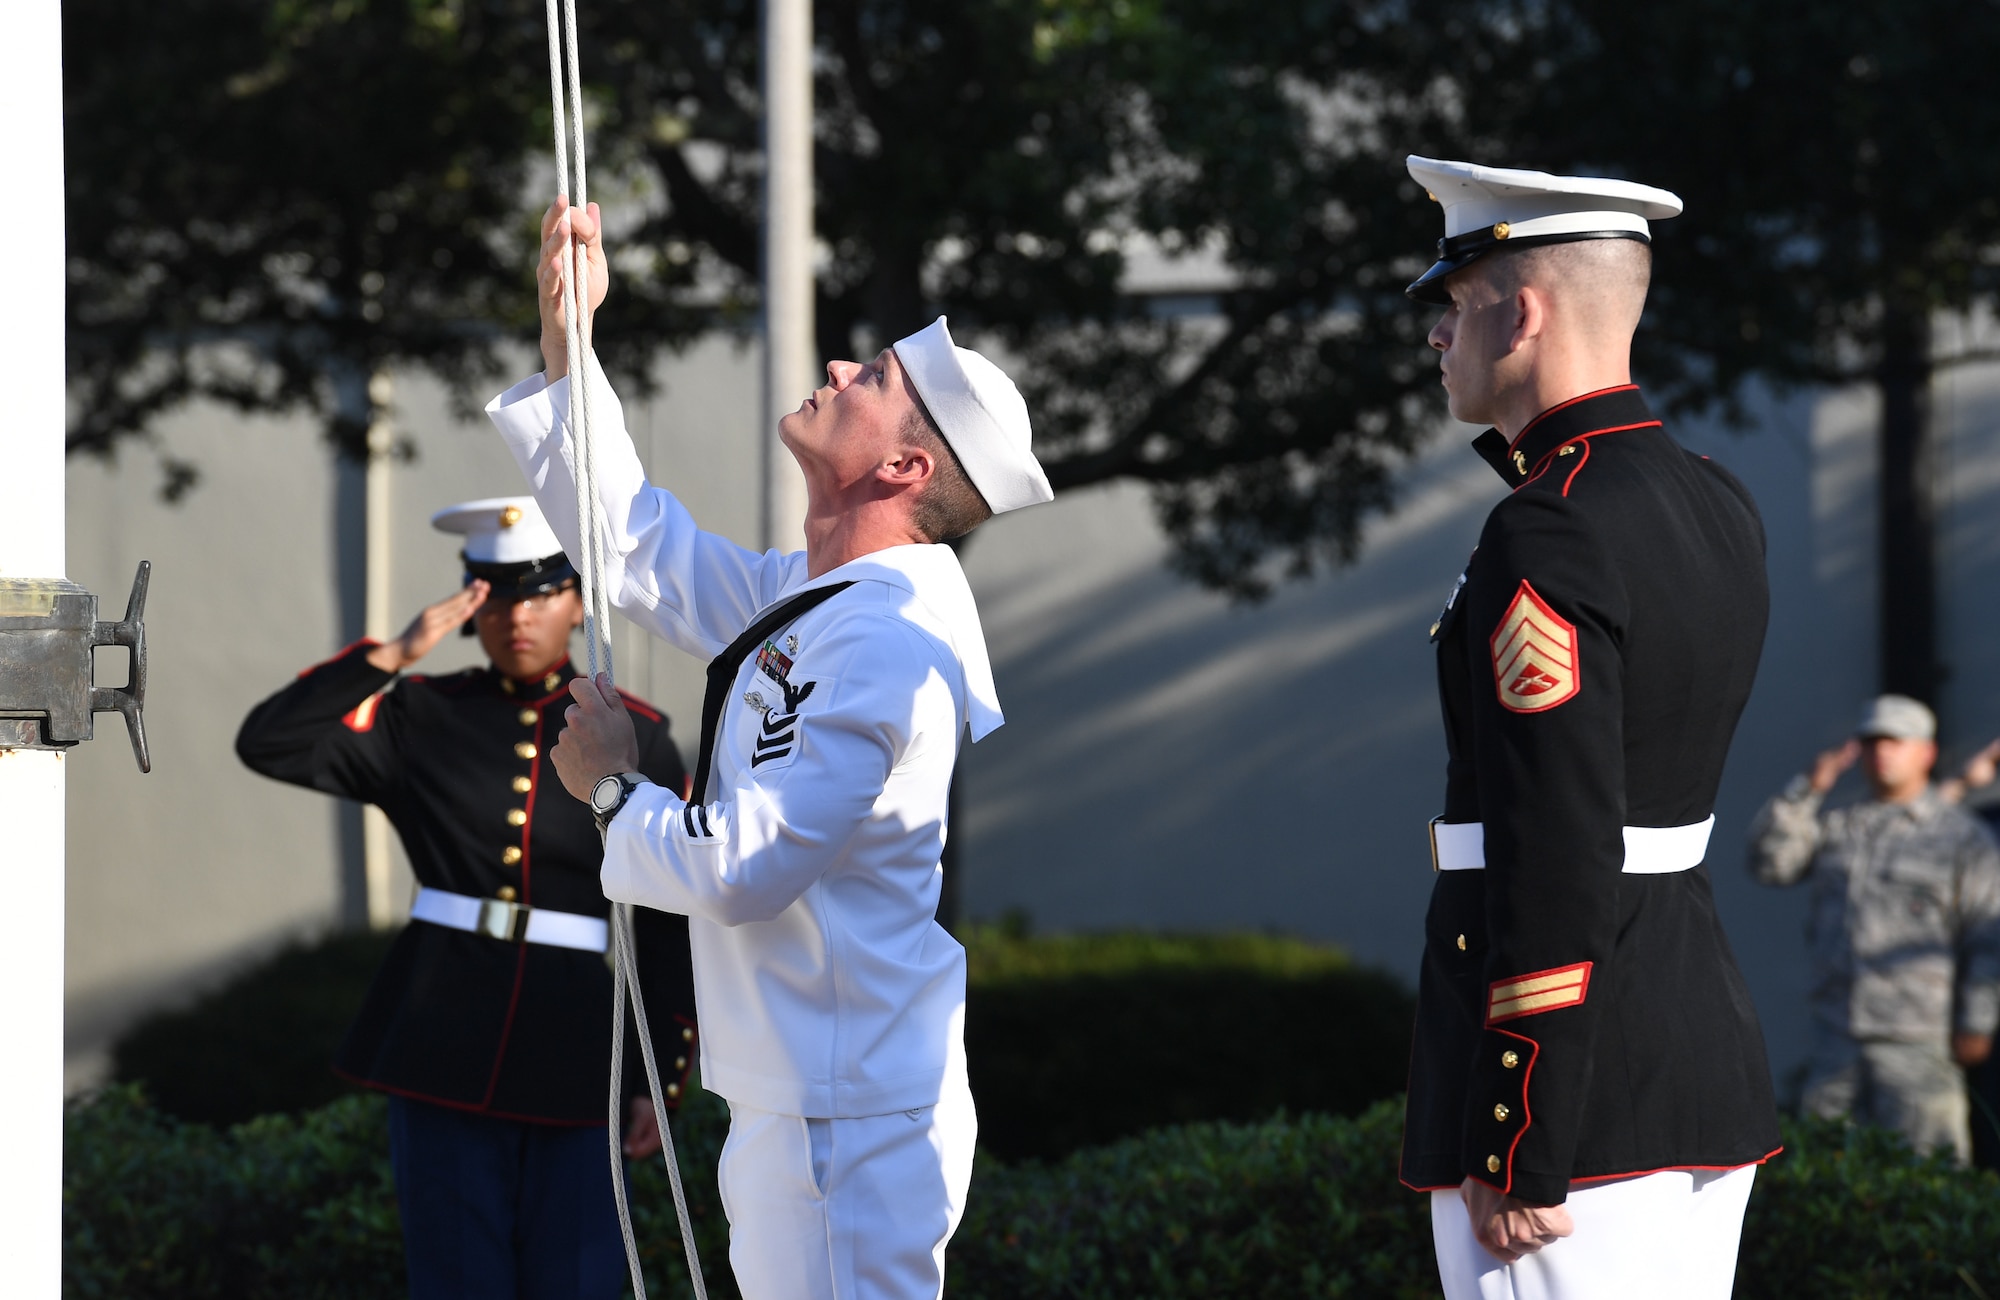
[1428, 815, 1714, 874]
[410, 886, 609, 952]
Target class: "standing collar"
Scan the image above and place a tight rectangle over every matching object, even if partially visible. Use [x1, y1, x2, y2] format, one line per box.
[765, 543, 1003, 742]
[1469, 385, 1661, 488]
[493, 654, 576, 700]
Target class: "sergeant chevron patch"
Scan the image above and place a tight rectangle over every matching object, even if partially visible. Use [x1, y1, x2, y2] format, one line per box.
[1491, 581, 1579, 713]
[1487, 961, 1592, 1024]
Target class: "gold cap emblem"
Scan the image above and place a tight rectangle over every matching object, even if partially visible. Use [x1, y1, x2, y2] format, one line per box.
[1492, 221, 1511, 240]
[499, 505, 524, 528]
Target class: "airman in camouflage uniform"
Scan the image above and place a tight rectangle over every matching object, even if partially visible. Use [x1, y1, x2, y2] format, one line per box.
[1748, 695, 2000, 1165]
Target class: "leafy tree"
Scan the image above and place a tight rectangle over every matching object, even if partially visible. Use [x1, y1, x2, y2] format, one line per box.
[577, 0, 1473, 594]
[65, 0, 555, 483]
[1433, 0, 2000, 702]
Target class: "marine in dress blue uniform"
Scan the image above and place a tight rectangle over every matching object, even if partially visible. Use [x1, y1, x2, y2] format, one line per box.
[237, 497, 696, 1300]
[1398, 158, 1782, 1299]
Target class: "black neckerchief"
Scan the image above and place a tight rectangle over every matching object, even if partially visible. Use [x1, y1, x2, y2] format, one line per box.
[689, 581, 855, 804]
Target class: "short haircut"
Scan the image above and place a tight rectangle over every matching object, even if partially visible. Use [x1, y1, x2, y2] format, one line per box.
[1484, 238, 1652, 334]
[902, 403, 993, 543]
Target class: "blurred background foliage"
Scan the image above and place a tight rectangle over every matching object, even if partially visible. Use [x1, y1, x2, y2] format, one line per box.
[69, 0, 1999, 598]
[109, 924, 1413, 1161]
[65, 1082, 2000, 1299]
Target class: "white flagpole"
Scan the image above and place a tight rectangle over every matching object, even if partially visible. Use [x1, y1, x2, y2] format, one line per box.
[0, 0, 70, 1291]
[760, 0, 814, 554]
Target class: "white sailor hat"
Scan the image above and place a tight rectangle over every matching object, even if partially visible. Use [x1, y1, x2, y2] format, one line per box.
[430, 496, 577, 596]
[1404, 155, 1683, 305]
[891, 316, 1054, 516]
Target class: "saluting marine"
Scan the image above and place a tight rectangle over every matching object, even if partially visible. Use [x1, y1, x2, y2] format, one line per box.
[236, 497, 695, 1300]
[1398, 157, 1781, 1299]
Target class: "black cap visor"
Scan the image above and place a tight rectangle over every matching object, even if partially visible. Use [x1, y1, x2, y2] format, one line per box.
[1405, 229, 1651, 305]
[463, 551, 579, 598]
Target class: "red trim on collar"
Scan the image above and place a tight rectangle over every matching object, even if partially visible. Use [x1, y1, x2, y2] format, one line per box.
[619, 691, 663, 723]
[1514, 420, 1664, 493]
[1507, 385, 1642, 454]
[507, 654, 574, 700]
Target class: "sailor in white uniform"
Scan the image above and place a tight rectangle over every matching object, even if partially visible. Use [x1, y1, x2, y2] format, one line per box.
[486, 198, 1053, 1300]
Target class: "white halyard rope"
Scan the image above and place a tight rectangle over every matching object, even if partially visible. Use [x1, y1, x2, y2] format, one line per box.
[544, 1, 706, 1294]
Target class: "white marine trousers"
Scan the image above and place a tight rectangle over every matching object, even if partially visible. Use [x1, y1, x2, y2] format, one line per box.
[1431, 1164, 1757, 1300]
[717, 1079, 977, 1300]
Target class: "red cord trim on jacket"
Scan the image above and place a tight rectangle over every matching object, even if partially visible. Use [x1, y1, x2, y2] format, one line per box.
[332, 1068, 607, 1128]
[297, 639, 383, 679]
[522, 709, 545, 905]
[1561, 438, 1593, 497]
[619, 691, 663, 723]
[1468, 1027, 1540, 1197]
[1506, 385, 1641, 454]
[1514, 421, 1663, 493]
[478, 946, 530, 1108]
[1566, 1147, 1784, 1186]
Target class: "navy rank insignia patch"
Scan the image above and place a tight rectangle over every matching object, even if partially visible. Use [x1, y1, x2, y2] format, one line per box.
[1487, 961, 1592, 1024]
[1490, 581, 1579, 713]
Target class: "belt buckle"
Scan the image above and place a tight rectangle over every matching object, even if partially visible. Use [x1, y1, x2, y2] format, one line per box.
[477, 897, 528, 943]
[1428, 816, 1443, 873]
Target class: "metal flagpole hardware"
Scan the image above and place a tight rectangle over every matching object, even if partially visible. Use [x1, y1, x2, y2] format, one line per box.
[0, 560, 153, 773]
[543, 3, 705, 1296]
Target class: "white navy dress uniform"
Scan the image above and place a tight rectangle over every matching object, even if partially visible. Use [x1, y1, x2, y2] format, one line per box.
[486, 316, 1051, 1300]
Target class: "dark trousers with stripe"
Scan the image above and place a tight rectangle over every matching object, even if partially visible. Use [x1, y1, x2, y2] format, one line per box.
[387, 1095, 627, 1300]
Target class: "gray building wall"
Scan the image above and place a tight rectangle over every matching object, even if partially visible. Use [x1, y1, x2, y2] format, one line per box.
[63, 337, 2000, 1099]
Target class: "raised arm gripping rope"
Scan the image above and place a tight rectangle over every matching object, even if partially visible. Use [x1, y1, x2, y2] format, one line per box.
[543, 2, 708, 1293]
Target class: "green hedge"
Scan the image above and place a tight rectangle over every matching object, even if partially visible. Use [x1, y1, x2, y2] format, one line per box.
[111, 927, 1413, 1160]
[64, 1085, 2000, 1299]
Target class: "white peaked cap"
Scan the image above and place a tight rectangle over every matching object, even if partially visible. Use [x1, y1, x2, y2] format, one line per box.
[1404, 155, 1683, 304]
[891, 316, 1054, 516]
[430, 496, 565, 564]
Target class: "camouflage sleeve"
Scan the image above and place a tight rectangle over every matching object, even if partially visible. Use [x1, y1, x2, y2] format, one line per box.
[1747, 774, 1824, 886]
[1955, 822, 2000, 1037]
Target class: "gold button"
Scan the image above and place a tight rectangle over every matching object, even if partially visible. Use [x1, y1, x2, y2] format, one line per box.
[502, 846, 523, 866]
[674, 1056, 687, 1070]
[1494, 1103, 1510, 1122]
[518, 708, 538, 726]
[1502, 1051, 1520, 1069]
[1492, 221, 1511, 240]
[512, 775, 532, 794]
[666, 1082, 681, 1097]
[544, 673, 561, 691]
[1487, 1154, 1502, 1173]
[515, 742, 537, 760]
[506, 809, 527, 827]
[1456, 934, 1467, 951]
[496, 886, 517, 902]
[681, 1026, 694, 1042]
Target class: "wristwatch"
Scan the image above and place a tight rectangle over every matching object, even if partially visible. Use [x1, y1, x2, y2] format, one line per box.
[590, 771, 647, 832]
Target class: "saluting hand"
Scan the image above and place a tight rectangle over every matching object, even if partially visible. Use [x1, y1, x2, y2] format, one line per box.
[537, 195, 608, 384]
[365, 580, 489, 674]
[1808, 739, 1861, 794]
[551, 672, 642, 803]
[1461, 1177, 1574, 1264]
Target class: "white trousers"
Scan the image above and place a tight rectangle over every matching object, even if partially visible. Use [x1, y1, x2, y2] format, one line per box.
[717, 1081, 977, 1300]
[1431, 1165, 1757, 1300]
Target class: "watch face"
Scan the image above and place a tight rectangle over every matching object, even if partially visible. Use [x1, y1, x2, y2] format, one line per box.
[592, 775, 623, 813]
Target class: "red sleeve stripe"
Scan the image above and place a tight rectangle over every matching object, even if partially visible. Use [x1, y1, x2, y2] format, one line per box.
[341, 693, 383, 733]
[618, 691, 663, 722]
[1487, 961, 1592, 1024]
